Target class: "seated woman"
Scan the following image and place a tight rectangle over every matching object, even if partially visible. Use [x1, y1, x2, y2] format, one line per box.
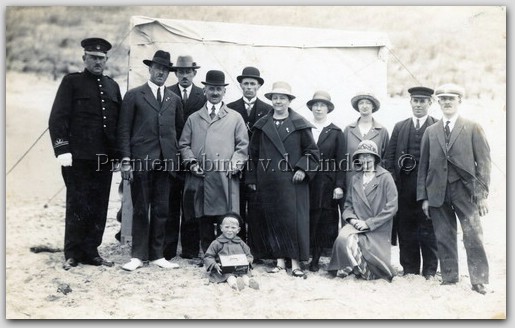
[327, 140, 398, 281]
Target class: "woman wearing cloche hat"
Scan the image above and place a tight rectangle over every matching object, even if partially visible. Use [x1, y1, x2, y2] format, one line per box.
[246, 81, 320, 278]
[327, 139, 398, 282]
[342, 91, 389, 192]
[306, 90, 346, 272]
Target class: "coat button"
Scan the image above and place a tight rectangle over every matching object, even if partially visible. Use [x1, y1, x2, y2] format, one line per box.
[101, 99, 105, 103]
[100, 91, 104, 95]
[102, 107, 106, 111]
[103, 125, 107, 128]
[99, 84, 103, 87]
[103, 116, 107, 119]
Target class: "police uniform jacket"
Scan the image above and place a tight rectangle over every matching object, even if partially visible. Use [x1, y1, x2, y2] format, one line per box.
[49, 69, 122, 160]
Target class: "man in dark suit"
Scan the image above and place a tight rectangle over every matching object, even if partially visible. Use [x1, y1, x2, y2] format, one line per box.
[165, 56, 206, 261]
[117, 50, 184, 271]
[417, 83, 491, 294]
[385, 86, 438, 279]
[227, 66, 273, 243]
[49, 37, 121, 270]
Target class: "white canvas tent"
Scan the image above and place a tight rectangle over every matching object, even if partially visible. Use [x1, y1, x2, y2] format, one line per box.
[127, 16, 391, 129]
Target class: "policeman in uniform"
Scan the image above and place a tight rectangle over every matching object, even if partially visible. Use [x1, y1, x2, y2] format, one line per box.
[49, 37, 122, 270]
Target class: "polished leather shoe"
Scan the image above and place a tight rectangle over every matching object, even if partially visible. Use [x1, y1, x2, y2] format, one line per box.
[63, 258, 78, 270]
[308, 263, 320, 272]
[472, 284, 487, 295]
[85, 256, 114, 267]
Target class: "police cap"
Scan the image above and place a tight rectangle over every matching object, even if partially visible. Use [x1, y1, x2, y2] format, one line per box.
[81, 38, 112, 57]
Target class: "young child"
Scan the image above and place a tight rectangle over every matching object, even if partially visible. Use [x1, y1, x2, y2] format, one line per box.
[203, 213, 259, 291]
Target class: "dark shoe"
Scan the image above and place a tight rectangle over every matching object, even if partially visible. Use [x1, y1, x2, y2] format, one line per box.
[84, 256, 114, 267]
[63, 258, 78, 270]
[308, 262, 319, 272]
[163, 247, 177, 261]
[472, 284, 487, 295]
[180, 253, 196, 259]
[441, 280, 457, 286]
[424, 275, 435, 280]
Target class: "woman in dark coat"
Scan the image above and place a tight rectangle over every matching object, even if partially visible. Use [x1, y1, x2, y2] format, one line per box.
[246, 81, 320, 278]
[306, 91, 345, 272]
[327, 140, 398, 281]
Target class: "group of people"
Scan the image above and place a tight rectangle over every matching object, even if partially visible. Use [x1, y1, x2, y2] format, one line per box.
[48, 37, 491, 295]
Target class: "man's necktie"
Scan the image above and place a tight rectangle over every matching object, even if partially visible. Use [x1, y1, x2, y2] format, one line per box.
[416, 118, 420, 130]
[210, 105, 216, 120]
[444, 120, 451, 143]
[157, 87, 162, 104]
[245, 101, 254, 116]
[183, 88, 188, 104]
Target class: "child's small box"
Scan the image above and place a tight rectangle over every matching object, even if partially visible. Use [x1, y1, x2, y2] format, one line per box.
[219, 254, 249, 274]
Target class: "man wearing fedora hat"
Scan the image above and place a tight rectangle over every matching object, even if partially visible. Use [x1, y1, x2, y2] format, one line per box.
[164, 55, 206, 261]
[417, 83, 491, 294]
[117, 50, 184, 271]
[49, 37, 121, 270]
[179, 70, 248, 254]
[385, 86, 439, 279]
[227, 66, 273, 244]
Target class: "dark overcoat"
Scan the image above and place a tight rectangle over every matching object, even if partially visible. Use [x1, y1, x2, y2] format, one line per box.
[246, 109, 320, 261]
[309, 123, 346, 209]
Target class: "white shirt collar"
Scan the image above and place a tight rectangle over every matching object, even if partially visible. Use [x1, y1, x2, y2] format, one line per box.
[443, 114, 459, 131]
[207, 101, 222, 114]
[181, 84, 192, 96]
[244, 97, 257, 105]
[412, 115, 429, 128]
[148, 81, 165, 98]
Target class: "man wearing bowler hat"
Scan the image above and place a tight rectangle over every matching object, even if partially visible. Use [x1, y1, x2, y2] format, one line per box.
[417, 83, 491, 294]
[227, 66, 273, 244]
[385, 86, 439, 279]
[117, 50, 184, 271]
[164, 56, 207, 261]
[49, 37, 121, 270]
[179, 70, 249, 254]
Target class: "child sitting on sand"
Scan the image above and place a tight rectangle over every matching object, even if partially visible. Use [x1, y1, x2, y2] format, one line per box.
[203, 213, 259, 291]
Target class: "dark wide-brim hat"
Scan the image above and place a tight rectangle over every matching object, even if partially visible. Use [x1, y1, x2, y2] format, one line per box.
[81, 37, 112, 57]
[237, 66, 264, 85]
[307, 90, 335, 113]
[265, 81, 295, 100]
[172, 55, 201, 70]
[201, 70, 229, 86]
[143, 50, 174, 71]
[352, 140, 381, 164]
[351, 92, 380, 112]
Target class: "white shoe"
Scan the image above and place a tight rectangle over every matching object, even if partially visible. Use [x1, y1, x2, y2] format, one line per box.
[122, 258, 143, 271]
[151, 258, 179, 269]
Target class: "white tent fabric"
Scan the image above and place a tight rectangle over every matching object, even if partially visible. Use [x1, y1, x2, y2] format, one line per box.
[128, 16, 391, 129]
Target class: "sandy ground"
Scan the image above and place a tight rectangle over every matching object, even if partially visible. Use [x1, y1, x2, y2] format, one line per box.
[4, 72, 507, 319]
